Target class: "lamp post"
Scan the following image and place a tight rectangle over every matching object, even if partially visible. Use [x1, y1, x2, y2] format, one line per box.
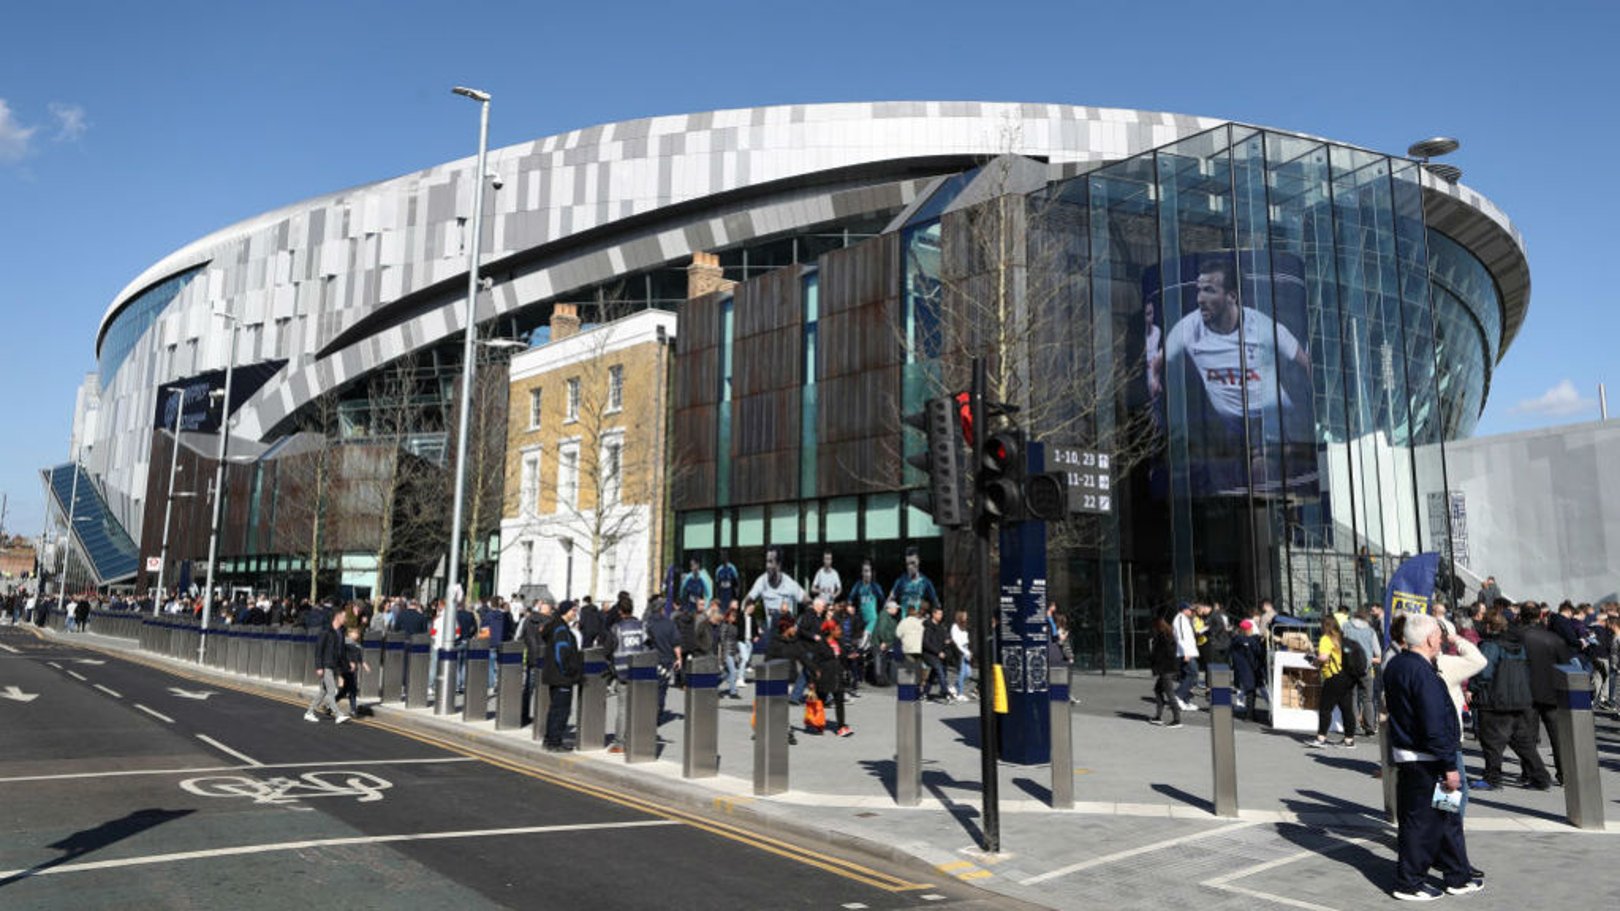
[63, 445, 82, 597]
[198, 312, 240, 663]
[153, 385, 186, 613]
[442, 84, 492, 664]
[560, 536, 574, 602]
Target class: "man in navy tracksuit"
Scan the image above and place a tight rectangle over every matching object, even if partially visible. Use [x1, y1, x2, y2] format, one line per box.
[1383, 612, 1482, 901]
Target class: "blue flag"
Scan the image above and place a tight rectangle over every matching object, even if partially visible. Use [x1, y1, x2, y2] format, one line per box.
[1383, 552, 1440, 648]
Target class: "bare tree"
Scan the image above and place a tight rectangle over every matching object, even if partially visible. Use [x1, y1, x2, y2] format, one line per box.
[272, 391, 342, 601]
[353, 353, 450, 597]
[450, 331, 513, 599]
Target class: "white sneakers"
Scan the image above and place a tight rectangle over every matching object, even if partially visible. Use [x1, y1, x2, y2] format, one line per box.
[335, 714, 352, 725]
[303, 711, 319, 722]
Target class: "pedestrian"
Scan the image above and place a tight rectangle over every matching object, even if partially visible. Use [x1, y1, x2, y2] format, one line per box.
[1343, 606, 1382, 735]
[810, 618, 853, 736]
[1149, 612, 1183, 728]
[950, 610, 974, 702]
[645, 600, 682, 723]
[541, 600, 582, 751]
[334, 626, 368, 717]
[763, 614, 803, 745]
[1468, 608, 1550, 790]
[1230, 618, 1266, 720]
[1384, 612, 1483, 900]
[304, 606, 352, 724]
[920, 603, 952, 701]
[605, 599, 646, 753]
[1516, 602, 1572, 785]
[1308, 613, 1357, 748]
[1172, 602, 1201, 711]
[870, 600, 900, 686]
[718, 604, 744, 698]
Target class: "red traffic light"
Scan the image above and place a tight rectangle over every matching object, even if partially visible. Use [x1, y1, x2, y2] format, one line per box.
[954, 391, 973, 445]
[981, 431, 1020, 473]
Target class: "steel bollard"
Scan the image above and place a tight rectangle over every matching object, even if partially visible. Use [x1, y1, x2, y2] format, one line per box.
[248, 628, 266, 678]
[434, 645, 459, 715]
[683, 655, 721, 778]
[295, 628, 317, 685]
[495, 642, 525, 730]
[1379, 722, 1397, 822]
[223, 624, 238, 671]
[1209, 664, 1239, 818]
[625, 651, 660, 763]
[381, 632, 408, 702]
[462, 646, 490, 723]
[273, 625, 293, 682]
[1050, 668, 1074, 810]
[753, 658, 791, 796]
[1555, 669, 1606, 830]
[405, 634, 431, 708]
[360, 632, 383, 700]
[577, 647, 608, 751]
[895, 660, 922, 806]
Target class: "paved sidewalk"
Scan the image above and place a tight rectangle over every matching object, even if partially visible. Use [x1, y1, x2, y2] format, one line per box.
[37, 623, 1620, 910]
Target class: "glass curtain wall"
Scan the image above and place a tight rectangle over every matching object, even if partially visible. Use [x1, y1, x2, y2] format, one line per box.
[1041, 124, 1457, 665]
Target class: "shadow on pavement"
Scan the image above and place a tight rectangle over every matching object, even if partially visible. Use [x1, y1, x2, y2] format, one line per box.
[1150, 782, 1213, 814]
[1465, 793, 1568, 824]
[1012, 776, 1052, 804]
[0, 808, 194, 888]
[1273, 822, 1395, 893]
[1304, 753, 1382, 776]
[858, 758, 898, 801]
[939, 715, 983, 750]
[921, 769, 985, 847]
[1286, 787, 1383, 819]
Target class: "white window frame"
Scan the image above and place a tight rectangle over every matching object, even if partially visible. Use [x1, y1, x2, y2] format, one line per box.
[607, 364, 624, 413]
[527, 387, 542, 430]
[565, 377, 580, 423]
[521, 538, 535, 585]
[557, 440, 581, 511]
[600, 431, 624, 507]
[519, 447, 541, 517]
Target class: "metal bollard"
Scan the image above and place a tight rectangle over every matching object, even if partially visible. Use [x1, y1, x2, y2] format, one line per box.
[248, 628, 266, 678]
[434, 646, 459, 715]
[1209, 664, 1239, 818]
[1050, 668, 1074, 810]
[360, 632, 383, 701]
[224, 625, 239, 672]
[752, 658, 791, 796]
[1379, 722, 1397, 822]
[380, 632, 408, 703]
[683, 655, 721, 778]
[495, 642, 525, 730]
[273, 625, 293, 682]
[295, 628, 316, 685]
[625, 651, 660, 763]
[1555, 669, 1606, 830]
[462, 646, 490, 723]
[405, 634, 431, 708]
[577, 647, 608, 751]
[895, 660, 922, 807]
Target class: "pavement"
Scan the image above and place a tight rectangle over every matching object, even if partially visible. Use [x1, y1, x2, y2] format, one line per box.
[14, 616, 1620, 910]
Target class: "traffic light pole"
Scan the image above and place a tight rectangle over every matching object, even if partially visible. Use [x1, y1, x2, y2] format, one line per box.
[970, 357, 1001, 854]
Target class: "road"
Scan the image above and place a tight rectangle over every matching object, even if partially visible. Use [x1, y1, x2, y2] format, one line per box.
[0, 623, 1026, 911]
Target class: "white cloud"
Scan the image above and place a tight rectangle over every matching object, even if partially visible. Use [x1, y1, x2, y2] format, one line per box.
[0, 98, 38, 162]
[1511, 379, 1594, 417]
[48, 102, 87, 142]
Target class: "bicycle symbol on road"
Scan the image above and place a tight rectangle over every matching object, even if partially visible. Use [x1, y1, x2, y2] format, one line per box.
[180, 771, 393, 810]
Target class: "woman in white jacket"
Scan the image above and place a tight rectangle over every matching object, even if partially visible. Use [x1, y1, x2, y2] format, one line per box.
[1436, 616, 1487, 817]
[950, 611, 973, 702]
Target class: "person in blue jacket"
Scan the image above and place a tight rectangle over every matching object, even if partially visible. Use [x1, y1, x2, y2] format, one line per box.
[1383, 612, 1483, 901]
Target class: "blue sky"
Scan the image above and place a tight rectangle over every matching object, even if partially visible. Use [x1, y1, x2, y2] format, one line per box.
[1, 0, 1614, 539]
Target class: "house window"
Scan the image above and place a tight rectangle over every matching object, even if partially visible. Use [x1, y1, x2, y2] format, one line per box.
[521, 539, 534, 585]
[520, 450, 541, 516]
[558, 442, 580, 510]
[602, 436, 623, 506]
[607, 364, 624, 412]
[566, 377, 580, 422]
[527, 388, 542, 430]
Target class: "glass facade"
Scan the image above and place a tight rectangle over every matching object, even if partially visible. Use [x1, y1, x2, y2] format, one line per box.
[1025, 124, 1500, 667]
[97, 265, 205, 385]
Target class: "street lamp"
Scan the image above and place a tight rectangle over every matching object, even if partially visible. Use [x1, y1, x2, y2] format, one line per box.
[198, 311, 240, 663]
[560, 536, 574, 602]
[153, 385, 187, 613]
[439, 84, 493, 714]
[1407, 136, 1462, 184]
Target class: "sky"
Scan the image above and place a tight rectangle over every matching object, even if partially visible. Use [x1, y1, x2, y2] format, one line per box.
[1, 0, 1615, 541]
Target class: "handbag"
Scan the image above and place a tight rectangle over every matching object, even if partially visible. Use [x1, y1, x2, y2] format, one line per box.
[802, 695, 826, 732]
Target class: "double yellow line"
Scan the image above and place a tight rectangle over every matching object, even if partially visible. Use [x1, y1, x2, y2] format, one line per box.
[25, 626, 931, 893]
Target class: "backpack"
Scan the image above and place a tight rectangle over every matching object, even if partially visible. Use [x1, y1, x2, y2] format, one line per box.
[1473, 642, 1532, 711]
[1341, 638, 1369, 679]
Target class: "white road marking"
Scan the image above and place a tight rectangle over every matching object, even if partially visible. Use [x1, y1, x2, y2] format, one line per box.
[195, 734, 260, 766]
[168, 687, 216, 700]
[134, 704, 175, 724]
[842, 904, 869, 909]
[75, 658, 106, 665]
[0, 756, 475, 784]
[93, 684, 122, 698]
[0, 642, 21, 654]
[45, 660, 61, 668]
[1019, 820, 1259, 885]
[1199, 834, 1370, 911]
[0, 820, 681, 881]
[1, 685, 40, 703]
[66, 670, 87, 681]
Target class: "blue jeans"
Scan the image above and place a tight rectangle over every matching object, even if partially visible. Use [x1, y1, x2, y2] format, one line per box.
[955, 657, 972, 697]
[921, 654, 949, 698]
[723, 653, 743, 695]
[1175, 657, 1200, 703]
[790, 667, 808, 703]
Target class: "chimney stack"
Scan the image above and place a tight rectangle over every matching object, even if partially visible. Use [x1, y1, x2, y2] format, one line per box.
[550, 303, 580, 341]
[686, 251, 735, 299]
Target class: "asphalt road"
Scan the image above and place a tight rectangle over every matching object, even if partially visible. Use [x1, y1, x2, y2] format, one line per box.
[0, 623, 1028, 911]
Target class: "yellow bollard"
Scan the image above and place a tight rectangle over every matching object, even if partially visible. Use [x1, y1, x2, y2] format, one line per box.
[992, 664, 1009, 714]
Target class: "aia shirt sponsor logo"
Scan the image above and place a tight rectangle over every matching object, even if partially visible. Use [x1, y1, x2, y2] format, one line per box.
[1205, 367, 1261, 385]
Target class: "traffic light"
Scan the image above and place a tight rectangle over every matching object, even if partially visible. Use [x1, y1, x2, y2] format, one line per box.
[903, 397, 968, 527]
[979, 429, 1026, 522]
[1024, 471, 1067, 522]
